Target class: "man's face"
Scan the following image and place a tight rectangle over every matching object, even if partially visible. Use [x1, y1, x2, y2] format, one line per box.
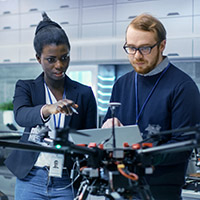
[126, 26, 166, 74]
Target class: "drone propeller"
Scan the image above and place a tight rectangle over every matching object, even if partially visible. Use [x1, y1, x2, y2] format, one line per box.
[0, 131, 23, 140]
[71, 130, 90, 137]
[138, 124, 200, 145]
[150, 124, 200, 137]
[0, 130, 23, 134]
[54, 127, 90, 137]
[0, 126, 90, 141]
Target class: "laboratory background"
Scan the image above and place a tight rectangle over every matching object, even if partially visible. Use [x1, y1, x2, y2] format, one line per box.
[0, 0, 200, 199]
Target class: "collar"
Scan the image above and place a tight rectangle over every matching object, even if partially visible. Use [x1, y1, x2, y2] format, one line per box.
[139, 56, 170, 77]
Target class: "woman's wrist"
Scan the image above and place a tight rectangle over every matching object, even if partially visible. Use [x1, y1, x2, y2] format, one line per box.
[41, 104, 51, 121]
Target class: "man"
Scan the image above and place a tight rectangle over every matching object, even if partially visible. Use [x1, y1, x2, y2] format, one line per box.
[102, 13, 200, 200]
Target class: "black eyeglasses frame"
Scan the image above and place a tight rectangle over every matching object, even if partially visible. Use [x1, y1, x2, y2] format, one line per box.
[123, 41, 160, 55]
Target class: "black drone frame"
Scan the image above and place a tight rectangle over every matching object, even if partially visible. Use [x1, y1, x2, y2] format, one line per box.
[0, 125, 200, 200]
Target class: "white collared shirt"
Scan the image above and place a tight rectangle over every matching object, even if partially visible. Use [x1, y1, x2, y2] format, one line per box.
[34, 83, 65, 167]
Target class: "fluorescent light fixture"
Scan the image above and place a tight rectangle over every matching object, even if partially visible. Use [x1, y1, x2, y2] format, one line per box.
[98, 75, 115, 81]
[97, 83, 113, 89]
[97, 91, 111, 96]
[97, 99, 109, 104]
[98, 106, 108, 112]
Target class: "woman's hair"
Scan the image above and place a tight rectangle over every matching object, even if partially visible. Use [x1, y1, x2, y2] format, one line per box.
[127, 13, 166, 42]
[34, 12, 70, 57]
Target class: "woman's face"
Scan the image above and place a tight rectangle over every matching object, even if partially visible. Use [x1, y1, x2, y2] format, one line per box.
[36, 44, 70, 82]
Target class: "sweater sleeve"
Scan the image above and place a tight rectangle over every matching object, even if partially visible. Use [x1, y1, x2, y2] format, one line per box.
[153, 80, 200, 166]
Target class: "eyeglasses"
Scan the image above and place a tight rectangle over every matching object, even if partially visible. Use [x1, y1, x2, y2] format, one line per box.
[123, 42, 159, 55]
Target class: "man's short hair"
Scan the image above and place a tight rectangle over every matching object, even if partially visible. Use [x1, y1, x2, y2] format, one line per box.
[127, 13, 166, 42]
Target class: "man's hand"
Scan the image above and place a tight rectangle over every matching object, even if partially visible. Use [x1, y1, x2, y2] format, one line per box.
[102, 117, 123, 128]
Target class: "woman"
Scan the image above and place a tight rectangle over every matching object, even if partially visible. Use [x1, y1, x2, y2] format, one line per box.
[5, 12, 97, 200]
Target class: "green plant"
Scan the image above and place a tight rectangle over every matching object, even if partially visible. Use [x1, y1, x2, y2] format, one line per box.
[0, 101, 13, 111]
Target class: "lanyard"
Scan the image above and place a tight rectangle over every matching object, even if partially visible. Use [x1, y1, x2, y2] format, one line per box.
[45, 82, 66, 129]
[135, 64, 170, 124]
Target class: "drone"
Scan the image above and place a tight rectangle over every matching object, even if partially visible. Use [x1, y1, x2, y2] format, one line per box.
[0, 124, 200, 200]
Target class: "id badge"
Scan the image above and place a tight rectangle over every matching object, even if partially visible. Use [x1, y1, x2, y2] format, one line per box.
[49, 154, 64, 178]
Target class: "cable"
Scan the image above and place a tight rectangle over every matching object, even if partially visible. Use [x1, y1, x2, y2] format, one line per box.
[56, 160, 80, 191]
[117, 164, 139, 181]
[98, 133, 113, 146]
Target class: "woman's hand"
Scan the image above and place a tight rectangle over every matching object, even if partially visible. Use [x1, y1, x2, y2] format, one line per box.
[42, 99, 78, 119]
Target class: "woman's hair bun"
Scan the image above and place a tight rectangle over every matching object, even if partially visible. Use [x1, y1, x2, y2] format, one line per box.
[35, 12, 62, 35]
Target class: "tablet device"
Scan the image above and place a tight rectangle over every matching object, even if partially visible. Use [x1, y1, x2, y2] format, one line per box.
[69, 125, 142, 148]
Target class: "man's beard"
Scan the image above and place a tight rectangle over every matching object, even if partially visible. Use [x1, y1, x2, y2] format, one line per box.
[132, 51, 160, 74]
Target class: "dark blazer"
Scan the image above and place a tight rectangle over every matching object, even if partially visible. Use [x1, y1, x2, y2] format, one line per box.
[5, 73, 97, 179]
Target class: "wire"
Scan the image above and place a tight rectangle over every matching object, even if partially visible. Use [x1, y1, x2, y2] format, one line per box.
[117, 164, 139, 181]
[98, 133, 113, 146]
[80, 166, 87, 171]
[56, 160, 80, 191]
